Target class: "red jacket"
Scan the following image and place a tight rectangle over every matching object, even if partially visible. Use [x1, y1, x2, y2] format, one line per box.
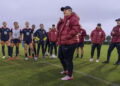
[57, 12, 80, 45]
[49, 28, 57, 42]
[111, 25, 120, 43]
[48, 32, 51, 41]
[78, 28, 87, 43]
[90, 28, 106, 44]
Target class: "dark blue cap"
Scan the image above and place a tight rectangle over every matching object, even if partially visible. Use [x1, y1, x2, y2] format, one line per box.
[97, 23, 101, 26]
[116, 18, 120, 21]
[61, 6, 72, 11]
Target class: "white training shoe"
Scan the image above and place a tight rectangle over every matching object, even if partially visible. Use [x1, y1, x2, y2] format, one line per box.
[2, 56, 6, 59]
[50, 55, 54, 58]
[25, 57, 29, 61]
[45, 52, 49, 56]
[90, 58, 93, 62]
[52, 54, 57, 58]
[96, 59, 99, 63]
[34, 57, 38, 61]
[61, 75, 73, 80]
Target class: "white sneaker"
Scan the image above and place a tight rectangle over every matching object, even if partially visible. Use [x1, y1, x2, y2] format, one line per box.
[96, 59, 99, 63]
[52, 55, 57, 58]
[2, 56, 6, 59]
[34, 57, 38, 61]
[25, 57, 29, 61]
[90, 58, 93, 62]
[61, 75, 73, 80]
[50, 55, 54, 58]
[45, 52, 49, 56]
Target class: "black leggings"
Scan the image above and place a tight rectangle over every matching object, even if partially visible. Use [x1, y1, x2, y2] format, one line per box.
[58, 45, 76, 77]
[107, 43, 120, 62]
[37, 41, 45, 56]
[91, 44, 101, 59]
[45, 40, 50, 53]
[50, 42, 57, 55]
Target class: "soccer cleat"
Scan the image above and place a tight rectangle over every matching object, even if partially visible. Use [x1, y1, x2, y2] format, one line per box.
[29, 56, 32, 59]
[25, 57, 29, 61]
[90, 58, 93, 62]
[61, 75, 73, 80]
[8, 57, 13, 61]
[2, 56, 6, 59]
[34, 57, 38, 61]
[61, 71, 68, 75]
[96, 59, 99, 63]
[102, 61, 109, 64]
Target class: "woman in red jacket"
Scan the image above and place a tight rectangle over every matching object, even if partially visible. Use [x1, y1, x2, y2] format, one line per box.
[103, 18, 120, 65]
[49, 24, 58, 58]
[57, 6, 80, 80]
[90, 23, 106, 62]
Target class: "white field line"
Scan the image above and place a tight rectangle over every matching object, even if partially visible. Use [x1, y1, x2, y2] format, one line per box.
[39, 61, 120, 86]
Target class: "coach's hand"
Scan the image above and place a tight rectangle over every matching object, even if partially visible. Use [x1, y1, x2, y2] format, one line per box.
[60, 17, 63, 22]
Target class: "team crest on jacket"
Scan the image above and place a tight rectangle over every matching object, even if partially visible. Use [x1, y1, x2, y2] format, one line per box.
[99, 32, 102, 35]
[66, 20, 70, 26]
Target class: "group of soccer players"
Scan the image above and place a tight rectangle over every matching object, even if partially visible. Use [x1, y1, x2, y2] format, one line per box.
[0, 21, 59, 61]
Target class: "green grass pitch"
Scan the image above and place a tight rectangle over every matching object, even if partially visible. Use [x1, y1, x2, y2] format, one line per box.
[0, 44, 120, 86]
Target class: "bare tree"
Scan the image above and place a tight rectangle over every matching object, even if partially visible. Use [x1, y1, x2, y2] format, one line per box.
[106, 35, 111, 43]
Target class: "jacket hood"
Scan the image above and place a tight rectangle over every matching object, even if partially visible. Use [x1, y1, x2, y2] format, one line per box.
[72, 12, 80, 20]
[64, 12, 80, 20]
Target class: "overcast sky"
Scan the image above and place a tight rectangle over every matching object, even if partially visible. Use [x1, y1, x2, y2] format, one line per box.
[0, 0, 120, 35]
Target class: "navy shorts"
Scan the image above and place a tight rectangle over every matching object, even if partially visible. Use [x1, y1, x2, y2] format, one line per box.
[1, 39, 9, 42]
[76, 42, 84, 48]
[24, 40, 32, 45]
[11, 39, 20, 44]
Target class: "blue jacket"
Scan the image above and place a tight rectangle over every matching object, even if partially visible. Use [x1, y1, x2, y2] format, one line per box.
[34, 28, 47, 42]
